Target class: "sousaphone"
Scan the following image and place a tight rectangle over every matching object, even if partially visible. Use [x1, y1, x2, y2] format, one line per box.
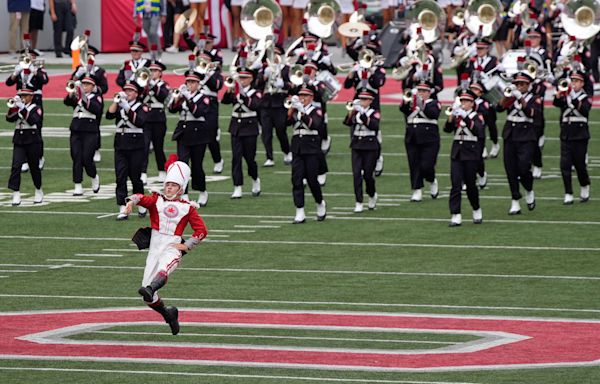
[464, 0, 502, 38]
[339, 10, 370, 37]
[307, 0, 340, 39]
[406, 0, 446, 43]
[561, 0, 600, 40]
[240, 0, 283, 40]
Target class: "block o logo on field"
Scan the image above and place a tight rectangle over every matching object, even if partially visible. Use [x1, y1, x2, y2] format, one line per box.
[1, 308, 600, 371]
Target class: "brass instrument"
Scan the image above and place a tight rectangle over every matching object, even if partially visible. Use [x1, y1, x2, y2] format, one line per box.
[393, 56, 415, 81]
[406, 0, 446, 43]
[289, 64, 305, 86]
[134, 67, 151, 88]
[359, 49, 375, 69]
[503, 85, 516, 98]
[66, 80, 81, 94]
[464, 0, 502, 37]
[195, 56, 218, 74]
[452, 7, 466, 26]
[113, 92, 123, 103]
[224, 75, 239, 88]
[523, 61, 537, 79]
[240, 0, 282, 41]
[403, 88, 415, 103]
[7, 98, 17, 109]
[284, 98, 294, 109]
[445, 106, 455, 116]
[336, 62, 356, 72]
[560, 0, 600, 40]
[0, 64, 17, 73]
[558, 78, 571, 92]
[306, 0, 340, 38]
[346, 99, 360, 111]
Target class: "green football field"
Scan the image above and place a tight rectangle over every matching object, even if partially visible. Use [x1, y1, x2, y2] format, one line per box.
[0, 99, 599, 383]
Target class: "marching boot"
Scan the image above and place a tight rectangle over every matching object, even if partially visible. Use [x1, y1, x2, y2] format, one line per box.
[430, 179, 439, 199]
[354, 202, 364, 213]
[293, 207, 306, 224]
[563, 194, 574, 205]
[375, 155, 384, 177]
[532, 166, 542, 179]
[11, 191, 21, 206]
[92, 175, 100, 193]
[410, 189, 422, 202]
[252, 178, 261, 197]
[317, 173, 327, 187]
[213, 159, 224, 174]
[140, 173, 148, 185]
[158, 171, 167, 182]
[263, 159, 275, 167]
[316, 200, 327, 221]
[138, 274, 167, 302]
[33, 188, 44, 204]
[526, 190, 536, 211]
[580, 185, 590, 203]
[283, 152, 292, 165]
[147, 299, 179, 335]
[73, 183, 84, 196]
[472, 208, 483, 224]
[508, 199, 521, 215]
[489, 143, 500, 158]
[93, 150, 101, 162]
[116, 205, 128, 220]
[138, 206, 147, 218]
[197, 191, 208, 207]
[231, 185, 243, 199]
[449, 213, 462, 227]
[368, 193, 378, 210]
[477, 172, 487, 189]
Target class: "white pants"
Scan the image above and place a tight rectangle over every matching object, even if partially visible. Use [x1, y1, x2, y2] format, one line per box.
[142, 229, 183, 303]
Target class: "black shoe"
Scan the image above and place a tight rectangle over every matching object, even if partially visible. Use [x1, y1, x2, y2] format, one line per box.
[448, 222, 462, 227]
[527, 201, 536, 211]
[138, 286, 154, 302]
[473, 219, 483, 224]
[55, 52, 63, 58]
[165, 306, 180, 335]
[508, 210, 521, 215]
[317, 214, 326, 222]
[138, 211, 147, 218]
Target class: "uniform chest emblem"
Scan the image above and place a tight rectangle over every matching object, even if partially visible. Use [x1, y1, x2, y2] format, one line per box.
[164, 204, 179, 218]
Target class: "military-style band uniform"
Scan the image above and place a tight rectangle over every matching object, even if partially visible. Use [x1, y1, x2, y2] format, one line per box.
[257, 59, 292, 164]
[222, 74, 262, 190]
[63, 76, 103, 189]
[6, 88, 43, 196]
[169, 75, 213, 196]
[399, 83, 441, 193]
[443, 95, 485, 223]
[288, 91, 327, 210]
[6, 57, 49, 108]
[497, 74, 542, 204]
[116, 41, 150, 88]
[552, 74, 591, 201]
[343, 95, 381, 206]
[142, 61, 170, 176]
[106, 84, 148, 208]
[343, 65, 386, 110]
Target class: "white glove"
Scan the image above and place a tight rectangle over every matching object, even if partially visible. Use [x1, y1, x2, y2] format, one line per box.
[275, 78, 284, 88]
[119, 99, 130, 111]
[290, 95, 300, 103]
[181, 88, 192, 99]
[250, 60, 262, 70]
[149, 78, 157, 88]
[13, 65, 22, 77]
[293, 47, 306, 57]
[468, 44, 477, 57]
[352, 63, 361, 75]
[454, 108, 468, 118]
[292, 100, 304, 111]
[15, 100, 25, 109]
[511, 89, 522, 99]
[75, 66, 86, 78]
[355, 113, 363, 124]
[321, 55, 331, 66]
[263, 66, 272, 77]
[311, 51, 321, 62]
[538, 135, 545, 148]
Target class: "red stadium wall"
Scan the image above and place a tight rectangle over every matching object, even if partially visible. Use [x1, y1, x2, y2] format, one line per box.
[101, 0, 231, 52]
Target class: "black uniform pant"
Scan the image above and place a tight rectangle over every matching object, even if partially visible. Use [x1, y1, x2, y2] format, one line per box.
[260, 107, 290, 160]
[207, 111, 222, 164]
[70, 131, 97, 183]
[532, 122, 544, 168]
[231, 135, 258, 186]
[177, 141, 208, 192]
[560, 139, 590, 194]
[142, 121, 167, 173]
[8, 143, 42, 191]
[503, 140, 535, 200]
[352, 148, 378, 203]
[114, 148, 144, 206]
[488, 118, 498, 144]
[292, 153, 323, 208]
[477, 142, 486, 177]
[449, 159, 480, 214]
[405, 140, 440, 190]
[52, 1, 74, 55]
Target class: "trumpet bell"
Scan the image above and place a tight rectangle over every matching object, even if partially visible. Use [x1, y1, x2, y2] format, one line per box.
[307, 0, 340, 38]
[465, 0, 502, 37]
[561, 0, 600, 40]
[558, 78, 571, 92]
[241, 0, 282, 40]
[174, 8, 198, 34]
[7, 98, 16, 108]
[407, 0, 446, 43]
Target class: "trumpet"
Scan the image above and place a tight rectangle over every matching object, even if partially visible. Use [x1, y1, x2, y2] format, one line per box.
[66, 80, 80, 94]
[196, 58, 218, 74]
[224, 75, 239, 88]
[503, 85, 516, 98]
[403, 88, 415, 103]
[113, 92, 123, 103]
[7, 98, 17, 108]
[284, 95, 300, 109]
[445, 106, 455, 116]
[558, 78, 571, 93]
[346, 99, 361, 111]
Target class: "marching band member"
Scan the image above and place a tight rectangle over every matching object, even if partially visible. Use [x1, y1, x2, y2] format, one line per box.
[466, 38, 498, 77]
[106, 80, 148, 220]
[257, 45, 292, 167]
[287, 85, 327, 224]
[343, 90, 381, 212]
[70, 44, 109, 163]
[496, 71, 541, 215]
[222, 68, 262, 199]
[553, 71, 591, 204]
[63, 74, 103, 196]
[116, 39, 150, 88]
[443, 90, 485, 227]
[6, 85, 44, 206]
[399, 81, 441, 202]
[141, 59, 170, 183]
[469, 81, 495, 188]
[168, 69, 212, 207]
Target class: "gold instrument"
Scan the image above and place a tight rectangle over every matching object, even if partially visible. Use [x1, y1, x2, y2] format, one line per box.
[135, 67, 151, 88]
[523, 61, 537, 79]
[452, 7, 466, 26]
[445, 106, 455, 116]
[7, 98, 17, 108]
[464, 0, 502, 37]
[346, 101, 354, 111]
[0, 64, 16, 73]
[195, 56, 218, 74]
[224, 75, 239, 88]
[174, 8, 198, 34]
[66, 80, 81, 94]
[503, 85, 516, 98]
[336, 62, 356, 72]
[289, 64, 305, 86]
[406, 0, 446, 43]
[284, 98, 294, 109]
[359, 49, 375, 69]
[306, 0, 340, 39]
[339, 10, 370, 37]
[240, 0, 283, 40]
[403, 88, 415, 103]
[560, 0, 600, 40]
[558, 78, 571, 92]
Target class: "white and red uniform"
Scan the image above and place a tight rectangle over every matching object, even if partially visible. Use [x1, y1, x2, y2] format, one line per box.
[129, 192, 208, 303]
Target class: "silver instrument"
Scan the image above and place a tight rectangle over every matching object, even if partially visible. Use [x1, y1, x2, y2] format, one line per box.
[7, 98, 17, 108]
[315, 70, 341, 102]
[66, 80, 81, 94]
[558, 78, 571, 92]
[406, 0, 446, 43]
[464, 0, 502, 38]
[560, 0, 600, 40]
[306, 0, 340, 39]
[134, 67, 151, 88]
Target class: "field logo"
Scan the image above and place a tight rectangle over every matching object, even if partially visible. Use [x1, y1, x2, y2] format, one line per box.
[1, 308, 600, 372]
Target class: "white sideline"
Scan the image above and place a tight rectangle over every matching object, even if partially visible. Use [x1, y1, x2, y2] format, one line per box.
[0, 367, 481, 384]
[0, 294, 598, 314]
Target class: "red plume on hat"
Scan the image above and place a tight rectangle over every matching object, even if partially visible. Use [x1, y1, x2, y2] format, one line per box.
[460, 73, 469, 80]
[164, 154, 179, 172]
[84, 29, 91, 37]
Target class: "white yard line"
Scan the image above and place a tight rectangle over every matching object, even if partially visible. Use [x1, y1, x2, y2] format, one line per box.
[234, 225, 281, 229]
[0, 270, 37, 273]
[0, 367, 480, 384]
[46, 259, 96, 263]
[102, 249, 145, 253]
[0, 293, 598, 314]
[0, 235, 597, 252]
[74, 253, 122, 258]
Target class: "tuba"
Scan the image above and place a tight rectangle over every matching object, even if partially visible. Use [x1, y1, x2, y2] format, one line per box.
[464, 0, 502, 37]
[452, 7, 466, 26]
[306, 0, 340, 39]
[406, 0, 446, 43]
[560, 0, 600, 40]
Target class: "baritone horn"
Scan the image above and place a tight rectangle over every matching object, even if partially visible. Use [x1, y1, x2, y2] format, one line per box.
[359, 49, 375, 68]
[135, 67, 151, 87]
[464, 0, 502, 37]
